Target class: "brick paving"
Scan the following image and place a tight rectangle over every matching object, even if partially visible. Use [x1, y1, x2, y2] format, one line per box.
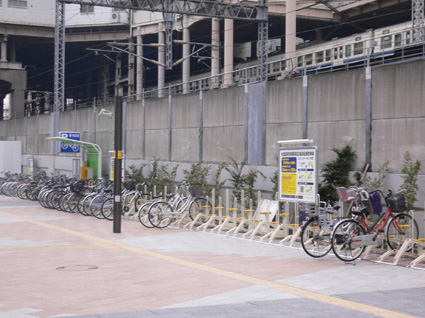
[1, 195, 425, 318]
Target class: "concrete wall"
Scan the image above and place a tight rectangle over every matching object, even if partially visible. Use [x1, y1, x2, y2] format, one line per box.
[1, 59, 425, 204]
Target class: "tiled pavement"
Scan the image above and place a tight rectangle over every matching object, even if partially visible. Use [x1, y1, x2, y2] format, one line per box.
[1, 195, 425, 318]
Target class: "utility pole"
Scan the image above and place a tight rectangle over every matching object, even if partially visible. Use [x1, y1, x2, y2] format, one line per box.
[113, 85, 123, 233]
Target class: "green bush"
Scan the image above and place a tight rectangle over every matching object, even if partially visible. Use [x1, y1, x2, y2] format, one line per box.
[319, 144, 357, 204]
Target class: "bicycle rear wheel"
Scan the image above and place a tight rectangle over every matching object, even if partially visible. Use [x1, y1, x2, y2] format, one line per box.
[331, 219, 366, 262]
[301, 216, 332, 258]
[188, 197, 211, 220]
[386, 213, 419, 251]
[148, 201, 173, 228]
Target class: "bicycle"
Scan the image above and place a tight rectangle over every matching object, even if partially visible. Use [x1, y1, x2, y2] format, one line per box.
[331, 190, 419, 262]
[300, 203, 341, 258]
[147, 183, 211, 228]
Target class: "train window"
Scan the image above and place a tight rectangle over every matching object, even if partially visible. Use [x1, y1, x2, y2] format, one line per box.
[316, 51, 324, 63]
[339, 47, 343, 59]
[280, 60, 286, 69]
[395, 33, 402, 47]
[273, 62, 280, 72]
[268, 63, 272, 73]
[298, 56, 303, 67]
[353, 42, 363, 55]
[334, 48, 338, 60]
[406, 31, 411, 45]
[345, 45, 352, 57]
[325, 49, 331, 61]
[305, 54, 313, 65]
[381, 35, 392, 49]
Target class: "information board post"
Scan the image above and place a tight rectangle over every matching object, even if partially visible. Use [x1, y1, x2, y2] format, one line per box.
[278, 139, 318, 206]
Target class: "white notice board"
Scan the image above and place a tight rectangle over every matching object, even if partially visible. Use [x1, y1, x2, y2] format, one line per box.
[278, 146, 318, 203]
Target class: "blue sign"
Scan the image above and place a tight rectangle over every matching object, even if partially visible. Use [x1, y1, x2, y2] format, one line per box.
[60, 131, 80, 153]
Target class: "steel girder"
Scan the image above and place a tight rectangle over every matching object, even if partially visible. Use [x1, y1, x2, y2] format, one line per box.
[59, 0, 267, 21]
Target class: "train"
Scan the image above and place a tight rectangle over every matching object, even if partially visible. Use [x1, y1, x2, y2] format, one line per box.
[233, 20, 422, 82]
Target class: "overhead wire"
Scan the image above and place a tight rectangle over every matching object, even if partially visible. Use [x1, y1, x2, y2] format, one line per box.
[23, 2, 412, 93]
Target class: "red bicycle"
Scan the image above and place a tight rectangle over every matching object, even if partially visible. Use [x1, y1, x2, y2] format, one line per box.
[331, 190, 419, 262]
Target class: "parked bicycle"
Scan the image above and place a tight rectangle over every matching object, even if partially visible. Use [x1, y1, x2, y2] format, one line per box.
[331, 189, 419, 262]
[146, 182, 211, 228]
[300, 202, 341, 258]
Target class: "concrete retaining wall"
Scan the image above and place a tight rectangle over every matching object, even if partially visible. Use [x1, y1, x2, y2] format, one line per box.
[1, 59, 425, 204]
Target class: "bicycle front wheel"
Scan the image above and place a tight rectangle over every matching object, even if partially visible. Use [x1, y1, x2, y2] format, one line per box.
[101, 198, 114, 220]
[148, 201, 173, 228]
[386, 213, 419, 251]
[138, 202, 155, 228]
[331, 219, 366, 262]
[301, 216, 332, 258]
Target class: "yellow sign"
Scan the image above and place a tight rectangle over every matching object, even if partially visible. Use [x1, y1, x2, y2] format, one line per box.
[281, 174, 297, 195]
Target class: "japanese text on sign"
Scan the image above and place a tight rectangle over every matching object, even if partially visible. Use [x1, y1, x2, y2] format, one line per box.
[279, 147, 317, 203]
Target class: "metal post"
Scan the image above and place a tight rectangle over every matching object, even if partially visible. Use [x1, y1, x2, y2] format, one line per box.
[302, 75, 308, 139]
[113, 85, 123, 234]
[365, 49, 372, 168]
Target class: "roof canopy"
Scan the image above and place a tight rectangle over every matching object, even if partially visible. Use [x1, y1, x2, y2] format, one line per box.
[47, 137, 102, 179]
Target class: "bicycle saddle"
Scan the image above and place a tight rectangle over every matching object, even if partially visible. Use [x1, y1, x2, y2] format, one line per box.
[351, 207, 369, 216]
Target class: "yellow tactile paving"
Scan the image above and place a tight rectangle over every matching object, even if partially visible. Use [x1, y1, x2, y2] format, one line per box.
[0, 210, 420, 318]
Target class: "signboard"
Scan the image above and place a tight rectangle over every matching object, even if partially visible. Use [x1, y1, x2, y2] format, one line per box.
[27, 158, 34, 177]
[279, 146, 318, 203]
[110, 156, 125, 181]
[59, 131, 80, 153]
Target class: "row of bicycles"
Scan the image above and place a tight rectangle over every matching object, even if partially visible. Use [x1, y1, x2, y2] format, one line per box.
[0, 172, 211, 229]
[300, 186, 419, 262]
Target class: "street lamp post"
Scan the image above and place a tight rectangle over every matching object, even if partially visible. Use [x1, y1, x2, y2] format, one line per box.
[113, 85, 123, 233]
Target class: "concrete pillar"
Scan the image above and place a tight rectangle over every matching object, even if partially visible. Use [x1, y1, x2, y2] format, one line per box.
[285, 0, 296, 70]
[211, 18, 220, 88]
[182, 15, 190, 94]
[1, 35, 7, 62]
[158, 30, 165, 98]
[128, 37, 135, 96]
[136, 33, 143, 100]
[224, 19, 234, 86]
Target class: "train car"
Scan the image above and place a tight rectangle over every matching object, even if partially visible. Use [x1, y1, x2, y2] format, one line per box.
[232, 20, 416, 83]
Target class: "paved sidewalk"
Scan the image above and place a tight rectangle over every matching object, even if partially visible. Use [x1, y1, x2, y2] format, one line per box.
[1, 195, 425, 318]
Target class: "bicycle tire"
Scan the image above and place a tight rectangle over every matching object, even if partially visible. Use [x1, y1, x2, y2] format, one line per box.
[188, 197, 211, 220]
[301, 216, 333, 258]
[101, 198, 114, 220]
[60, 193, 73, 212]
[331, 219, 366, 262]
[45, 190, 59, 209]
[134, 193, 151, 213]
[148, 201, 173, 228]
[68, 194, 82, 213]
[90, 195, 107, 218]
[77, 194, 91, 216]
[386, 213, 419, 251]
[138, 202, 155, 228]
[52, 191, 66, 211]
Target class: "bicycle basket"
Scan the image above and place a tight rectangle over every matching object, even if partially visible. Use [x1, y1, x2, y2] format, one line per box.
[369, 191, 383, 214]
[190, 184, 203, 197]
[387, 193, 406, 212]
[124, 180, 136, 191]
[70, 180, 84, 193]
